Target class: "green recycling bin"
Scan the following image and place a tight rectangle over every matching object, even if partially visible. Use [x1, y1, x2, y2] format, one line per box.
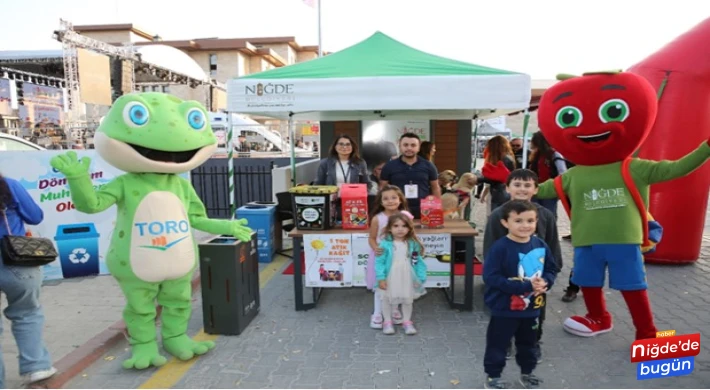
[198, 232, 259, 335]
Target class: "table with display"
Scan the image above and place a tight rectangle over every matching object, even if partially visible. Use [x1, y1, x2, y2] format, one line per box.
[287, 220, 478, 311]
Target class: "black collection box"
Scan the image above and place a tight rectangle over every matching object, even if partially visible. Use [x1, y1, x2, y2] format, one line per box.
[198, 232, 260, 335]
[288, 185, 339, 231]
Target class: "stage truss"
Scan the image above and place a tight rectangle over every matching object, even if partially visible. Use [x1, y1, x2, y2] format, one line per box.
[52, 19, 221, 128]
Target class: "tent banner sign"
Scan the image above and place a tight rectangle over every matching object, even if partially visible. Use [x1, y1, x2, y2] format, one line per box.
[242, 82, 296, 109]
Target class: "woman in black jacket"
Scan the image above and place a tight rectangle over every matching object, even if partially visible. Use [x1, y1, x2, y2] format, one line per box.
[314, 134, 373, 191]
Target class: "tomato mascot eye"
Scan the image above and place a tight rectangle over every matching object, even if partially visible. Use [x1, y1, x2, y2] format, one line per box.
[555, 106, 583, 128]
[598, 99, 630, 123]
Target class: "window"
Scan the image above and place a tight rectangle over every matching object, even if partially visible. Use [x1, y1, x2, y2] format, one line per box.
[152, 85, 160, 92]
[162, 85, 170, 93]
[209, 54, 217, 77]
[0, 136, 41, 151]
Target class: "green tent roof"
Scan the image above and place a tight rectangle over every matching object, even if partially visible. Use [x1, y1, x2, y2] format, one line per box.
[240, 31, 519, 80]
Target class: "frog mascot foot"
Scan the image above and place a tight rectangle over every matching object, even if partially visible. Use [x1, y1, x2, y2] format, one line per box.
[49, 92, 253, 370]
[122, 341, 168, 369]
[163, 334, 216, 361]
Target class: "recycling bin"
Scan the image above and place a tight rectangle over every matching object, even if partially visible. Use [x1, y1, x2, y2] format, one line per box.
[288, 185, 339, 231]
[198, 232, 260, 336]
[248, 201, 282, 251]
[54, 223, 100, 279]
[237, 204, 276, 263]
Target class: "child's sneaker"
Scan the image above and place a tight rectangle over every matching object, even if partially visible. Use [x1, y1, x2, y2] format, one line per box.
[392, 307, 403, 324]
[484, 376, 509, 389]
[534, 344, 542, 363]
[370, 314, 383, 329]
[382, 321, 395, 335]
[519, 373, 543, 389]
[402, 321, 417, 335]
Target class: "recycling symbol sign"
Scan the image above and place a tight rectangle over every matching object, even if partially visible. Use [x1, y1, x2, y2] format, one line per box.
[68, 248, 90, 264]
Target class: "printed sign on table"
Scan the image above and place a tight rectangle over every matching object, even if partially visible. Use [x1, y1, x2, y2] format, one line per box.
[351, 233, 370, 287]
[418, 233, 452, 288]
[0, 150, 189, 281]
[304, 234, 353, 287]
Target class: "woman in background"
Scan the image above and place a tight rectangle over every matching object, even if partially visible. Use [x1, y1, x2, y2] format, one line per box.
[478, 136, 516, 211]
[418, 142, 436, 162]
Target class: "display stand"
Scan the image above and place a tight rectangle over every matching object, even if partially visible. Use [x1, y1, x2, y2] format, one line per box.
[288, 220, 477, 312]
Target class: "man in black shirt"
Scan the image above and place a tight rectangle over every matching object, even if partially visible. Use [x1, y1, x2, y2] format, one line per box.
[380, 133, 441, 219]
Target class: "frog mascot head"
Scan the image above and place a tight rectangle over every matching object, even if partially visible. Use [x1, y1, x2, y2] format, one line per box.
[50, 93, 253, 369]
[534, 71, 710, 342]
[94, 93, 218, 174]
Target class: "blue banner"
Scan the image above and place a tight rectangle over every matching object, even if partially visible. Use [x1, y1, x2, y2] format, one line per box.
[637, 356, 694, 380]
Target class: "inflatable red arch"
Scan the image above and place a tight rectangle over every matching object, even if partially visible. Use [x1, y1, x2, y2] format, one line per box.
[628, 17, 710, 263]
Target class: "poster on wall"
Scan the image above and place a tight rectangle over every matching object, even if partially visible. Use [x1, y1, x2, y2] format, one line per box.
[360, 120, 431, 174]
[0, 151, 191, 281]
[418, 233, 452, 288]
[304, 234, 353, 288]
[351, 233, 370, 287]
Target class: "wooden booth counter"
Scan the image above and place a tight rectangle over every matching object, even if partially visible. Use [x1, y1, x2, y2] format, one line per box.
[288, 220, 478, 311]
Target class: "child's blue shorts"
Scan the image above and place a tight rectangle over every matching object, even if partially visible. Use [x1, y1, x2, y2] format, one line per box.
[571, 244, 647, 291]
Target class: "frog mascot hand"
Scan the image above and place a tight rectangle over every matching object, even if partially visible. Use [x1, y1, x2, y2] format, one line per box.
[535, 71, 710, 341]
[50, 93, 253, 369]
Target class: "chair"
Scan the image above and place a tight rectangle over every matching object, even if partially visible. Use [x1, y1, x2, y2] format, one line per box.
[275, 191, 296, 258]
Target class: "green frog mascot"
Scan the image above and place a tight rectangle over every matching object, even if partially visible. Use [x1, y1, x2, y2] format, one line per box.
[50, 93, 253, 369]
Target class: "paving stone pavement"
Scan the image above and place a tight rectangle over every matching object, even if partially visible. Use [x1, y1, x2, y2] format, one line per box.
[0, 230, 213, 389]
[58, 199, 710, 389]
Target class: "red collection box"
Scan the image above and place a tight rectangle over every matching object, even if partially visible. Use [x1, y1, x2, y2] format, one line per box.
[420, 195, 444, 228]
[340, 184, 369, 230]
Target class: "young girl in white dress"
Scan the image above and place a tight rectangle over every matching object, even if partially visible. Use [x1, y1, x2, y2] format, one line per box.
[367, 185, 412, 329]
[375, 213, 427, 335]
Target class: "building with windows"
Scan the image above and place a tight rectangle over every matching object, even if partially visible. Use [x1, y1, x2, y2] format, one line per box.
[71, 24, 322, 109]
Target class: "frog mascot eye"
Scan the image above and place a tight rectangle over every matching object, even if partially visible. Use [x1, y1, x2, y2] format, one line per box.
[123, 102, 150, 127]
[186, 108, 206, 130]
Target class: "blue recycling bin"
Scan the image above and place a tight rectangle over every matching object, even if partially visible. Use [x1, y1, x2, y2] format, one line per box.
[54, 223, 100, 279]
[237, 204, 276, 263]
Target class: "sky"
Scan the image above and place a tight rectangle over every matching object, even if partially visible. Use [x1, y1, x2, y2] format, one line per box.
[1, 0, 709, 79]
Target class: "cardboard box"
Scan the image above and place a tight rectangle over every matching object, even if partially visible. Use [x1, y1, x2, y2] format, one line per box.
[340, 184, 369, 230]
[420, 195, 444, 228]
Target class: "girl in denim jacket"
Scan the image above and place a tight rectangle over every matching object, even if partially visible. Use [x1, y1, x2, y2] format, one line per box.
[375, 213, 427, 335]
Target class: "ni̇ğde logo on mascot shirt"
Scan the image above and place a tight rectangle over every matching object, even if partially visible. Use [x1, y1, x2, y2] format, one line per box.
[134, 220, 190, 251]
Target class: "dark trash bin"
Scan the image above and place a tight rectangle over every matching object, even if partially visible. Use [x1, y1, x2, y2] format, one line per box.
[198, 232, 259, 335]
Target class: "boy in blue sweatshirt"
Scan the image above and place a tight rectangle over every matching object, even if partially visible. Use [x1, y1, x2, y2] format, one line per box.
[483, 169, 563, 362]
[483, 200, 557, 389]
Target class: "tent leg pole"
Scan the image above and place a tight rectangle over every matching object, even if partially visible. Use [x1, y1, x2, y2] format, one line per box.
[521, 109, 531, 169]
[289, 114, 296, 186]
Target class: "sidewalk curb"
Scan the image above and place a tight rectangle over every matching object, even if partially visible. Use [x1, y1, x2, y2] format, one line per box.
[35, 274, 202, 389]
